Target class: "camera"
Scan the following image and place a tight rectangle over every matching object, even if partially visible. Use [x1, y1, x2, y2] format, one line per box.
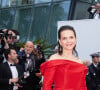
[88, 6, 97, 14]
[0, 48, 4, 63]
[7, 34, 12, 39]
[12, 36, 17, 39]
[0, 30, 13, 40]
[36, 45, 43, 55]
[18, 75, 27, 86]
[0, 34, 4, 40]
[18, 54, 26, 61]
[91, 8, 97, 13]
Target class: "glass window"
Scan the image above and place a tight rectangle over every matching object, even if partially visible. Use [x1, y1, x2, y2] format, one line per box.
[1, 0, 17, 8]
[0, 8, 16, 28]
[93, 0, 100, 4]
[1, 0, 9, 7]
[34, 0, 52, 4]
[0, 0, 1, 7]
[10, 0, 17, 6]
[80, 0, 93, 3]
[31, 4, 50, 41]
[46, 1, 71, 44]
[73, 2, 90, 20]
[18, 0, 33, 6]
[16, 8, 33, 41]
[53, 0, 63, 1]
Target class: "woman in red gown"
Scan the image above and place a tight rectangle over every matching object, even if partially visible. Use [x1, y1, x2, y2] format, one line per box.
[40, 25, 88, 90]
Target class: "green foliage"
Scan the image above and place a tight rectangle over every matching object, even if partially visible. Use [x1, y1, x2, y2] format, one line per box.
[33, 38, 55, 58]
[16, 42, 25, 48]
[33, 38, 53, 50]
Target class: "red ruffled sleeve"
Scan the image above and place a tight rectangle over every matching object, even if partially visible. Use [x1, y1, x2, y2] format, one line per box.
[41, 61, 57, 90]
[80, 66, 88, 90]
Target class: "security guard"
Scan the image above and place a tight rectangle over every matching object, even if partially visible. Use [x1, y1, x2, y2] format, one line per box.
[86, 52, 100, 90]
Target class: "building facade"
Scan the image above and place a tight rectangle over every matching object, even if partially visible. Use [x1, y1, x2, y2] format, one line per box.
[0, 0, 100, 44]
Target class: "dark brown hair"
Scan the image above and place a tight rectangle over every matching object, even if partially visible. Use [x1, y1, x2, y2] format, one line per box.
[4, 48, 15, 60]
[58, 25, 78, 57]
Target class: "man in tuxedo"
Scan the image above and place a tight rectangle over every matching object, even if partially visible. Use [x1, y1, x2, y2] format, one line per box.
[88, 3, 100, 19]
[0, 48, 24, 90]
[86, 52, 100, 90]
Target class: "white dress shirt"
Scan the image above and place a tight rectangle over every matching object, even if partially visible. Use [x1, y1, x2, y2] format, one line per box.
[94, 13, 100, 19]
[8, 62, 18, 90]
[8, 62, 18, 78]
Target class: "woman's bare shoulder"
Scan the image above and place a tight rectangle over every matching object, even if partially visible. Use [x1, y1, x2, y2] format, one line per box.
[76, 58, 83, 64]
[48, 53, 60, 61]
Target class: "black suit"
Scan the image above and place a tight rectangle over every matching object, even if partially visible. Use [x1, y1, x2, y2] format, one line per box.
[86, 63, 100, 90]
[89, 13, 100, 19]
[0, 62, 24, 90]
[18, 50, 41, 90]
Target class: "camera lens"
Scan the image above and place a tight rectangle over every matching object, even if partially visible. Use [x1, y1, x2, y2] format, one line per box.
[0, 34, 4, 40]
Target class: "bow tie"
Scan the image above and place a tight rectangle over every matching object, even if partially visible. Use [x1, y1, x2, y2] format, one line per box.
[10, 64, 16, 66]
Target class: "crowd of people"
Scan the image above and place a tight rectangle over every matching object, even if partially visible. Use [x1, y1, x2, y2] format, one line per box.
[0, 29, 45, 90]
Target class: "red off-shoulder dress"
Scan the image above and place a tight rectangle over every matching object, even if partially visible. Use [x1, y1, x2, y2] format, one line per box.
[40, 59, 88, 90]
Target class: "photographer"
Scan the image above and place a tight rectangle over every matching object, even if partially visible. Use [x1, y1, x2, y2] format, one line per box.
[18, 41, 41, 90]
[86, 52, 100, 90]
[88, 3, 100, 19]
[7, 29, 20, 53]
[0, 30, 9, 63]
